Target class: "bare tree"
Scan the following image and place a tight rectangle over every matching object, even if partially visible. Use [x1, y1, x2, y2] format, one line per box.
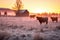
[12, 0, 23, 10]
[12, 0, 23, 16]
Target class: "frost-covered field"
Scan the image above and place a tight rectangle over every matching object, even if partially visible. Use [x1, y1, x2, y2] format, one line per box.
[0, 17, 60, 40]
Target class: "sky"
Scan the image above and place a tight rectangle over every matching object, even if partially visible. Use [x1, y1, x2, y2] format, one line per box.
[0, 0, 60, 13]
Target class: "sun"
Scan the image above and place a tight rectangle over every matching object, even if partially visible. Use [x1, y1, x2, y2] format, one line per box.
[31, 9, 47, 14]
[35, 10, 45, 13]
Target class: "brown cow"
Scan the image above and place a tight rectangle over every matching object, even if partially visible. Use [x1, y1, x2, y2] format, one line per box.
[51, 17, 58, 22]
[36, 17, 48, 24]
[30, 15, 35, 18]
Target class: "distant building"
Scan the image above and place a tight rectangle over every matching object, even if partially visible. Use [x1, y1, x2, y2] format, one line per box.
[16, 10, 29, 17]
[0, 8, 16, 16]
[0, 8, 29, 17]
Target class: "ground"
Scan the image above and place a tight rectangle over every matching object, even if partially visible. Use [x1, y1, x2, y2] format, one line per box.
[0, 17, 60, 40]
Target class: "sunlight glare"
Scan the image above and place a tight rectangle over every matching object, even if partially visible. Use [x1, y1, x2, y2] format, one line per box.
[32, 9, 47, 13]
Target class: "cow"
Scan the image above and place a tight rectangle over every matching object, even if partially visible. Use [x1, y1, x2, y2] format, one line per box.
[30, 15, 35, 18]
[50, 17, 58, 22]
[36, 17, 48, 24]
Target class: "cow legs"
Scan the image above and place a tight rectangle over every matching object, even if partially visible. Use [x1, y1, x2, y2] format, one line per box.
[40, 22, 48, 24]
[38, 21, 42, 24]
[46, 21, 48, 24]
[52, 20, 58, 22]
[40, 22, 42, 24]
[39, 22, 48, 24]
[52, 20, 55, 22]
[56, 20, 58, 22]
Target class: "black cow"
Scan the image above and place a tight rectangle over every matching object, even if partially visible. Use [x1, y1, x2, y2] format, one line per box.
[36, 17, 48, 24]
[51, 17, 58, 22]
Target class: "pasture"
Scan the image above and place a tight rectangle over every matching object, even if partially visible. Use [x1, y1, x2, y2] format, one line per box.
[0, 17, 60, 40]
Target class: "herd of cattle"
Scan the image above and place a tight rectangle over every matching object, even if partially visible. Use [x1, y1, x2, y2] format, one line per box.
[29, 15, 58, 24]
[36, 17, 58, 24]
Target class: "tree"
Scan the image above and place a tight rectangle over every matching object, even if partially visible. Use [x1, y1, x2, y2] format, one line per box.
[12, 0, 23, 10]
[12, 0, 24, 16]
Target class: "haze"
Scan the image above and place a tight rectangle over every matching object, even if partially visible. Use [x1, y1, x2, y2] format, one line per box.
[0, 0, 60, 13]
